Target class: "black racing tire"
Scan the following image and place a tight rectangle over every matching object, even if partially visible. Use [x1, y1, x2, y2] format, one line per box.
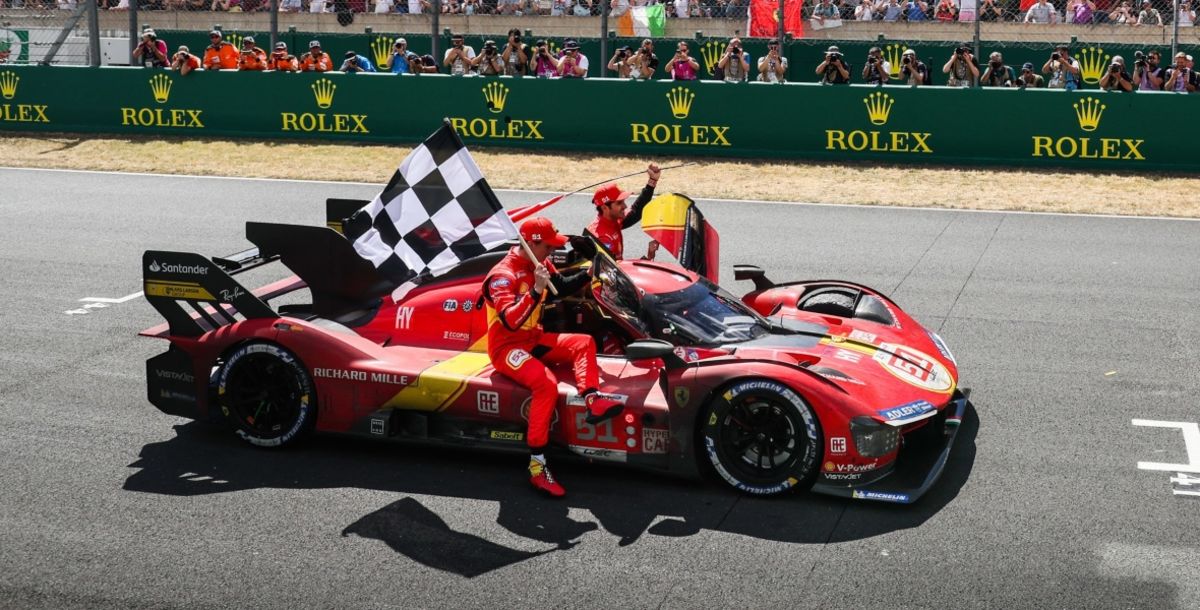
[700, 379, 822, 496]
[215, 342, 316, 448]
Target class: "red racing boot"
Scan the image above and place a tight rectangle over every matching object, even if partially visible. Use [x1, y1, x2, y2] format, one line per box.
[529, 458, 565, 498]
[584, 391, 625, 425]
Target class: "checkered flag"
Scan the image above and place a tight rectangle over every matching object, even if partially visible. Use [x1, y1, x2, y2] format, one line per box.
[344, 123, 518, 296]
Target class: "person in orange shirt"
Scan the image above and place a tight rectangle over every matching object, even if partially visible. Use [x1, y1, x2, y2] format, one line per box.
[201, 30, 239, 71]
[298, 40, 334, 72]
[237, 36, 268, 71]
[268, 41, 298, 71]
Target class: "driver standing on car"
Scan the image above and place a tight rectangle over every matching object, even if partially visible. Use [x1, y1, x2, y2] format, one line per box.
[586, 163, 661, 261]
[483, 217, 625, 498]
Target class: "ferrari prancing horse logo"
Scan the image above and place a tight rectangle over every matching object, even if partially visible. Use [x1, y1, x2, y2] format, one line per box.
[673, 387, 690, 407]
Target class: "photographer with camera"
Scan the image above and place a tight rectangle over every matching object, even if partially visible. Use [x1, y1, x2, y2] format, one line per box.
[1016, 62, 1045, 87]
[758, 40, 788, 83]
[1137, 0, 1163, 24]
[299, 40, 334, 72]
[236, 36, 268, 72]
[473, 40, 505, 76]
[943, 45, 979, 87]
[385, 39, 417, 74]
[897, 48, 928, 85]
[531, 39, 559, 77]
[1042, 44, 1082, 90]
[556, 40, 589, 78]
[608, 46, 634, 78]
[1108, 0, 1135, 23]
[1162, 51, 1197, 92]
[628, 39, 659, 79]
[666, 41, 700, 81]
[815, 45, 851, 84]
[1178, 0, 1196, 25]
[340, 50, 376, 73]
[443, 33, 477, 76]
[501, 29, 529, 76]
[133, 30, 168, 69]
[980, 51, 1016, 87]
[718, 38, 751, 82]
[268, 42, 298, 72]
[170, 45, 201, 76]
[1099, 55, 1133, 91]
[862, 46, 891, 85]
[202, 31, 239, 71]
[1133, 50, 1164, 91]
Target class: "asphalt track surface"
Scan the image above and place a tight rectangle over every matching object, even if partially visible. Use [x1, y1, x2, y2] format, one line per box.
[1, 167, 1198, 609]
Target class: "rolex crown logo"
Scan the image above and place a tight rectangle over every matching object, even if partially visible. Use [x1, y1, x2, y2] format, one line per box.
[149, 73, 172, 104]
[863, 91, 894, 126]
[883, 44, 906, 79]
[700, 41, 722, 75]
[482, 82, 508, 114]
[0, 70, 17, 100]
[1073, 96, 1105, 132]
[666, 86, 695, 120]
[311, 78, 336, 109]
[370, 36, 394, 68]
[1077, 46, 1109, 85]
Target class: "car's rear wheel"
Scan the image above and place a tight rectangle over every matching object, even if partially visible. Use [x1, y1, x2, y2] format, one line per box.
[701, 379, 821, 496]
[216, 342, 315, 448]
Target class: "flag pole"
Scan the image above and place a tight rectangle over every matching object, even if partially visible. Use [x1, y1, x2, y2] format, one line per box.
[517, 234, 559, 296]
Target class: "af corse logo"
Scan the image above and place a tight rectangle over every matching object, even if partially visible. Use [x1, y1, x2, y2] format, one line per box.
[630, 86, 731, 147]
[1030, 96, 1144, 161]
[120, 73, 204, 128]
[446, 83, 544, 140]
[280, 77, 369, 134]
[0, 70, 49, 124]
[825, 91, 932, 154]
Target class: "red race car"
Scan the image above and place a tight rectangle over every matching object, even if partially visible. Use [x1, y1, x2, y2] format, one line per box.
[141, 197, 970, 503]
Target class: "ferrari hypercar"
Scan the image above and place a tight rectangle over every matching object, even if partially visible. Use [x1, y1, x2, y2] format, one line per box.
[141, 196, 970, 503]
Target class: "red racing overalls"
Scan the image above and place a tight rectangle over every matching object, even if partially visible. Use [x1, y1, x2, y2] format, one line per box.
[585, 184, 655, 260]
[483, 247, 594, 449]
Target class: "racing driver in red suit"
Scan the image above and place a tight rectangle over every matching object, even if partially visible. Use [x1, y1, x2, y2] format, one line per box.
[586, 163, 661, 260]
[483, 217, 625, 498]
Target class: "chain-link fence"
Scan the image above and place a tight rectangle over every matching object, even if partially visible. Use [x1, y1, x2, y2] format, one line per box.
[3, 0, 1198, 89]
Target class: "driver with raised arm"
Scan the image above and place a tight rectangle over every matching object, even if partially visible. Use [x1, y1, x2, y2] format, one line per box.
[483, 217, 625, 498]
[586, 163, 661, 260]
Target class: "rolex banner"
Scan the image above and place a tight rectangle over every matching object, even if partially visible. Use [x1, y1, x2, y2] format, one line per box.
[0, 65, 1187, 171]
[748, 0, 805, 38]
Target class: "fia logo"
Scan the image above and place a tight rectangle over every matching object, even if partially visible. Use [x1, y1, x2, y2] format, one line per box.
[442, 299, 458, 312]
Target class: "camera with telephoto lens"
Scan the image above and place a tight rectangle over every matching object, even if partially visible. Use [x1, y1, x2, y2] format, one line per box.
[731, 46, 742, 56]
[867, 55, 878, 64]
[1134, 50, 1146, 67]
[484, 43, 497, 55]
[1109, 62, 1121, 73]
[1051, 51, 1061, 60]
[902, 55, 912, 65]
[956, 46, 970, 57]
[826, 51, 841, 61]
[512, 35, 521, 43]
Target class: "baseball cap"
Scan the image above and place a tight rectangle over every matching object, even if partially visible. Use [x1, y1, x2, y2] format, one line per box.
[519, 217, 568, 247]
[243, 36, 255, 44]
[345, 50, 357, 58]
[396, 37, 407, 45]
[309, 40, 322, 48]
[592, 183, 631, 207]
[209, 30, 221, 38]
[178, 45, 190, 53]
[827, 45, 840, 53]
[275, 42, 287, 50]
[1022, 61, 1034, 70]
[564, 39, 580, 50]
[902, 48, 916, 57]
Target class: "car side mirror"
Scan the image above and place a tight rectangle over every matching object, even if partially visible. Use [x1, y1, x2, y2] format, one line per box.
[625, 339, 686, 368]
[733, 264, 774, 291]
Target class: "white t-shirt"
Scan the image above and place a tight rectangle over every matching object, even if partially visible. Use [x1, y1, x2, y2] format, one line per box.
[444, 45, 477, 75]
[674, 0, 689, 16]
[758, 56, 788, 82]
[408, 0, 422, 12]
[374, 0, 392, 12]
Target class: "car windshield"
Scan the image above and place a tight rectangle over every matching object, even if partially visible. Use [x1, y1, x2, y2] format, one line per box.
[591, 255, 769, 347]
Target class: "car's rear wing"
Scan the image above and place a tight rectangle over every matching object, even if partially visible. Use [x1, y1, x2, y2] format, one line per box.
[326, 198, 368, 235]
[142, 250, 279, 338]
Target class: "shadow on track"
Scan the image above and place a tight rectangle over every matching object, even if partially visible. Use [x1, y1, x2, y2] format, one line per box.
[123, 405, 980, 577]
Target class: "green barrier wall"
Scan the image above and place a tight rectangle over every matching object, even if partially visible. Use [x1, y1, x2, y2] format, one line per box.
[159, 28, 1197, 87]
[0, 65, 1182, 170]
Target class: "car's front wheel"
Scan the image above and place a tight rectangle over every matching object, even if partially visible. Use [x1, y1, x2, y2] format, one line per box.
[700, 379, 821, 496]
[216, 342, 316, 448]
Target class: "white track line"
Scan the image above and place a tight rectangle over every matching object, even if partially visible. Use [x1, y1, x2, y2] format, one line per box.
[2, 166, 1197, 223]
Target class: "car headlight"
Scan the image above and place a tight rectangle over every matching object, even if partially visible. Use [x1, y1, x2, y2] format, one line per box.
[850, 416, 900, 458]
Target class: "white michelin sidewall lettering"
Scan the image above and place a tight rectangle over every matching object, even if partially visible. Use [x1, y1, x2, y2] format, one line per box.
[218, 342, 311, 448]
[706, 380, 819, 495]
